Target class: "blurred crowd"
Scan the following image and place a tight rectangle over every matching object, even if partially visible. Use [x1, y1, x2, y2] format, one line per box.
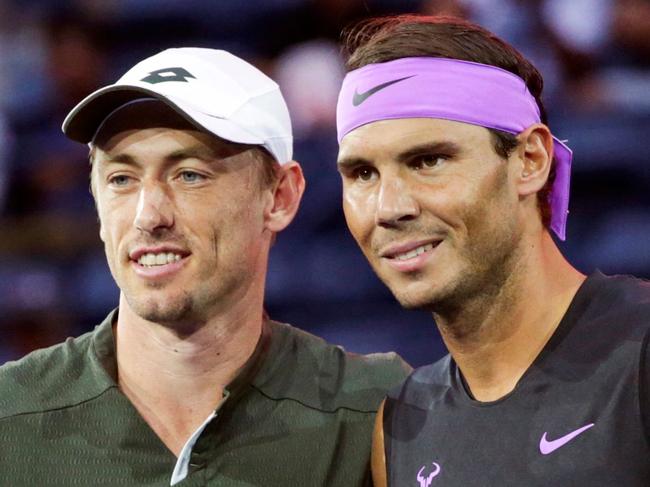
[1, 0, 649, 366]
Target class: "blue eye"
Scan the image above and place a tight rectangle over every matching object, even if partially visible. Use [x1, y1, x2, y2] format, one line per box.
[109, 175, 131, 186]
[180, 171, 204, 183]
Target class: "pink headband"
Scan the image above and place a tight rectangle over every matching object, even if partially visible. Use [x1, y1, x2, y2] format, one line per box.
[336, 57, 572, 240]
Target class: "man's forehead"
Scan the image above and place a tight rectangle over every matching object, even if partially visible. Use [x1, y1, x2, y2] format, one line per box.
[90, 108, 261, 168]
[90, 100, 255, 162]
[338, 117, 490, 161]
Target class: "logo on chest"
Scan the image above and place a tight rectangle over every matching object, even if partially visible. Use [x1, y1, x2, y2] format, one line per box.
[416, 462, 441, 487]
[539, 422, 595, 455]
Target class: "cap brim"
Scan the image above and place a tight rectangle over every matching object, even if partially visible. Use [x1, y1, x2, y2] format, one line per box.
[62, 84, 264, 146]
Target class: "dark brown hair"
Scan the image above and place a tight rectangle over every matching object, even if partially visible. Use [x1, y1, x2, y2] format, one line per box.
[342, 15, 555, 227]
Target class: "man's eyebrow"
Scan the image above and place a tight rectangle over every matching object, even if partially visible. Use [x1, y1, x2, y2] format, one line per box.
[336, 141, 461, 170]
[336, 156, 371, 171]
[99, 153, 139, 167]
[165, 145, 219, 162]
[97, 145, 220, 167]
[395, 141, 461, 163]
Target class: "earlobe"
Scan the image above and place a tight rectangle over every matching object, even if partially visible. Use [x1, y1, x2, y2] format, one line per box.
[516, 124, 554, 197]
[264, 161, 306, 233]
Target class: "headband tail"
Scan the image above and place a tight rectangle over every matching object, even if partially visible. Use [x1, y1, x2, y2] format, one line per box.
[549, 138, 572, 241]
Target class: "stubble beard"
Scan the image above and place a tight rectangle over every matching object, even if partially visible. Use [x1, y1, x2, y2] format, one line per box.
[433, 231, 521, 339]
[371, 226, 519, 319]
[121, 261, 252, 334]
[125, 286, 202, 328]
[387, 163, 522, 337]
[390, 227, 519, 318]
[120, 263, 223, 333]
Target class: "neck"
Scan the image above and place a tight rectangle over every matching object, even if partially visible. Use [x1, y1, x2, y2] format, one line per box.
[436, 231, 585, 402]
[114, 290, 264, 455]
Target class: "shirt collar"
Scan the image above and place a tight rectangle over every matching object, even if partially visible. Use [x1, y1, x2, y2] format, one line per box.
[90, 308, 273, 398]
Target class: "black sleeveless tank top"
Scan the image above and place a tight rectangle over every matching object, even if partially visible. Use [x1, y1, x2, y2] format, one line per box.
[384, 272, 650, 486]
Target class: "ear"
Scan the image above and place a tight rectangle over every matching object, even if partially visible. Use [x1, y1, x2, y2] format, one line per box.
[514, 123, 554, 198]
[264, 161, 306, 233]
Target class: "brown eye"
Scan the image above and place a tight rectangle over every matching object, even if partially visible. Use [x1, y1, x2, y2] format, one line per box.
[412, 154, 447, 169]
[356, 166, 377, 182]
[422, 156, 443, 167]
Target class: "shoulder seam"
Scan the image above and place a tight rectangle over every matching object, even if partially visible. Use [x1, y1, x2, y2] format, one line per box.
[0, 386, 116, 421]
[250, 384, 378, 415]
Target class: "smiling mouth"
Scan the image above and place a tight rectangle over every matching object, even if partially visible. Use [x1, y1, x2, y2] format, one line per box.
[136, 252, 184, 267]
[393, 242, 435, 261]
[384, 241, 442, 262]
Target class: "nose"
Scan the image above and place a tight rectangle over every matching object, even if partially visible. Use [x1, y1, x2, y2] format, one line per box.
[134, 182, 174, 233]
[375, 176, 419, 227]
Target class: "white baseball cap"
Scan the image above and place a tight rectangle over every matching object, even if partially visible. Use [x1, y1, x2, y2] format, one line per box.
[62, 47, 293, 163]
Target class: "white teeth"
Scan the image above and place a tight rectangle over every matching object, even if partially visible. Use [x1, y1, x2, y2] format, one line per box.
[395, 243, 435, 261]
[137, 252, 182, 267]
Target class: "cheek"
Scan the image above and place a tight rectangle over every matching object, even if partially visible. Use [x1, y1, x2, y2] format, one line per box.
[457, 166, 512, 237]
[342, 189, 375, 242]
[101, 222, 121, 254]
[96, 204, 111, 245]
[412, 183, 467, 231]
[189, 195, 263, 244]
[96, 198, 134, 253]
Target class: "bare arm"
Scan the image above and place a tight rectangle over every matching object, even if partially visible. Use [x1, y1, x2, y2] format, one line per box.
[371, 399, 388, 487]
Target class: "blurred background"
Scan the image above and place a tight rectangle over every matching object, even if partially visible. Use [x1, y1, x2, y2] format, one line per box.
[0, 0, 648, 367]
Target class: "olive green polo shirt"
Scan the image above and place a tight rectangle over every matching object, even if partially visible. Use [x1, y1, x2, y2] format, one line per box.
[0, 311, 411, 486]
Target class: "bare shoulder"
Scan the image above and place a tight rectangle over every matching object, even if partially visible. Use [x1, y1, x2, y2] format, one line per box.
[372, 398, 388, 487]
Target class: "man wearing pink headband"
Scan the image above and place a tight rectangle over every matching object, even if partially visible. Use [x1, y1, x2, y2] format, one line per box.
[336, 16, 650, 486]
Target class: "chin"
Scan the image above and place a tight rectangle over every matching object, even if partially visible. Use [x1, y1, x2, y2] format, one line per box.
[127, 293, 196, 325]
[392, 287, 442, 311]
[388, 275, 460, 312]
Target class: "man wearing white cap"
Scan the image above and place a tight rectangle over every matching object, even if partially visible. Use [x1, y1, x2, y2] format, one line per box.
[0, 48, 410, 485]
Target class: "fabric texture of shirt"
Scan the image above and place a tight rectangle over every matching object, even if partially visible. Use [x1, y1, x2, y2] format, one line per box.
[384, 271, 650, 486]
[0, 311, 411, 486]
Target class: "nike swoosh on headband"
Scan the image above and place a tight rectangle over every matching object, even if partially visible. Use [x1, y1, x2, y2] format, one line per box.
[352, 76, 414, 106]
